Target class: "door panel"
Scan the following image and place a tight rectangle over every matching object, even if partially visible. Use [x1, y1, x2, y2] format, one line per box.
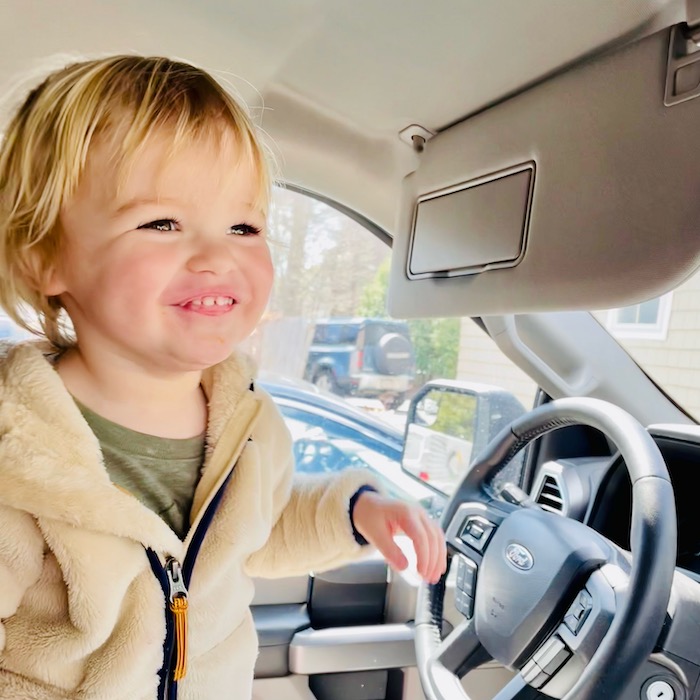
[252, 675, 316, 700]
[252, 575, 309, 606]
[252, 604, 310, 678]
[309, 557, 388, 627]
[251, 539, 514, 700]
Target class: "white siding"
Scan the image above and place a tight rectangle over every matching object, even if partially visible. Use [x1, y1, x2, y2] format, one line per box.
[596, 272, 700, 419]
[457, 319, 538, 410]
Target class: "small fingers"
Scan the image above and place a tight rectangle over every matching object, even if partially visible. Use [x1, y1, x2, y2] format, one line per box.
[396, 506, 436, 582]
[413, 508, 445, 583]
[370, 518, 409, 572]
[397, 505, 447, 583]
[360, 497, 447, 583]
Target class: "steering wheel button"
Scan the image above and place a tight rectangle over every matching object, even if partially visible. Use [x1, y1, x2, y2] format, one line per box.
[534, 635, 571, 676]
[467, 522, 485, 539]
[460, 516, 495, 552]
[455, 590, 474, 618]
[564, 613, 580, 635]
[456, 557, 466, 587]
[463, 594, 474, 618]
[564, 590, 593, 634]
[456, 556, 477, 596]
[521, 660, 550, 689]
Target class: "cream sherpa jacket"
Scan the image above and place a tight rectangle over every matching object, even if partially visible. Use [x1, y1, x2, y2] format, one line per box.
[0, 342, 375, 700]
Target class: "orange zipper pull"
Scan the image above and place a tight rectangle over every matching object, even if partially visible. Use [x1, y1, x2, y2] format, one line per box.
[166, 558, 189, 681]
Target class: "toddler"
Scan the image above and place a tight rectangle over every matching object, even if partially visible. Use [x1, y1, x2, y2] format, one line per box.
[0, 55, 446, 699]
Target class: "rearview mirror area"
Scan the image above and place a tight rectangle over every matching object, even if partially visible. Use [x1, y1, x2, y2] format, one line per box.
[402, 380, 527, 496]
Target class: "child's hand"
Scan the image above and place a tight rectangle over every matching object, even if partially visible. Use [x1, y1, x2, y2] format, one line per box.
[352, 491, 447, 584]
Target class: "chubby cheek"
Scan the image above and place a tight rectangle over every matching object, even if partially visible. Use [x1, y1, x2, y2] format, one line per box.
[254, 260, 274, 310]
[97, 250, 175, 317]
[250, 247, 274, 309]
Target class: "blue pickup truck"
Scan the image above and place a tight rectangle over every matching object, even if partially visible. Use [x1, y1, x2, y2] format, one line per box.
[304, 317, 416, 406]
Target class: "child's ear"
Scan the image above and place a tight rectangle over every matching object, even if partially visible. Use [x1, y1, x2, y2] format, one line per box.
[33, 225, 66, 296]
[39, 263, 66, 297]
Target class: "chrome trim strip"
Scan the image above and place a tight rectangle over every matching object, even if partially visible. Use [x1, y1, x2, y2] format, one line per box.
[289, 623, 415, 674]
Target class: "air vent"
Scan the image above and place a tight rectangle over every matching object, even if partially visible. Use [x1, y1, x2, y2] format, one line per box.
[536, 474, 564, 514]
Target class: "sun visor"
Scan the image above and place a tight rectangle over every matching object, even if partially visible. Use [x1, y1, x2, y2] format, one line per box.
[389, 26, 700, 317]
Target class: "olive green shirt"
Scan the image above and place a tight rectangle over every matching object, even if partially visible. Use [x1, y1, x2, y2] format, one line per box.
[76, 401, 205, 539]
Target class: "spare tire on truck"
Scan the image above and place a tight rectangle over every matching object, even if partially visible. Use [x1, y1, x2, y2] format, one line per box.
[374, 332, 414, 375]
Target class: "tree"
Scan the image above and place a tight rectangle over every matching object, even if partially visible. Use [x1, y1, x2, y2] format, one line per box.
[268, 188, 388, 319]
[356, 257, 391, 318]
[408, 317, 460, 383]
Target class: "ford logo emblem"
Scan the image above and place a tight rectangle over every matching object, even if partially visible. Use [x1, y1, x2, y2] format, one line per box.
[505, 543, 534, 571]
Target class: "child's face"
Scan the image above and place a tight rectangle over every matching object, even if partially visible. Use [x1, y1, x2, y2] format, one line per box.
[47, 130, 273, 374]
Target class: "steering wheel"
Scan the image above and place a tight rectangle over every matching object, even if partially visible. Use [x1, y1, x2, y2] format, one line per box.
[415, 397, 676, 700]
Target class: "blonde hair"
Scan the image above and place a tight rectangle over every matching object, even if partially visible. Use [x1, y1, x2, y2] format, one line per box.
[0, 55, 272, 347]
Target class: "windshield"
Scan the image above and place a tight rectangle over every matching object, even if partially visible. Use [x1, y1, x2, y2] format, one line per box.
[593, 266, 700, 422]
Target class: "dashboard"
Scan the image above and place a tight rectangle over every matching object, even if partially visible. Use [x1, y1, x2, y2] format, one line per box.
[516, 423, 700, 699]
[529, 424, 700, 578]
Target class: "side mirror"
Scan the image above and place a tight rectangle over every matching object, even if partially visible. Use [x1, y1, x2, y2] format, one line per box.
[402, 380, 527, 496]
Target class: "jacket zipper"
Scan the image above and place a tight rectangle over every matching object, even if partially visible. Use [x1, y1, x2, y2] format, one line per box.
[166, 558, 189, 683]
[146, 466, 238, 700]
[146, 385, 259, 699]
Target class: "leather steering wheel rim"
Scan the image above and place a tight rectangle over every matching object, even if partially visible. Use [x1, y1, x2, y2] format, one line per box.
[415, 397, 676, 700]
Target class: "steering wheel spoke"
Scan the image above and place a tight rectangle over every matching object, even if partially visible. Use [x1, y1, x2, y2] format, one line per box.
[433, 617, 489, 678]
[492, 674, 547, 700]
[529, 567, 621, 697]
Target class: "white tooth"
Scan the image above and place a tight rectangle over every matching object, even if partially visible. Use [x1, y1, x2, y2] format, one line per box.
[215, 296, 228, 306]
[202, 297, 215, 307]
[191, 299, 202, 307]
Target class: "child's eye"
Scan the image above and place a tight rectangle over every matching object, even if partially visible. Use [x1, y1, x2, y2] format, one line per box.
[137, 218, 180, 232]
[229, 223, 262, 237]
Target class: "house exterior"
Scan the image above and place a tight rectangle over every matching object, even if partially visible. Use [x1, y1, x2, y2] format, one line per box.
[455, 268, 700, 422]
[456, 319, 538, 412]
[593, 268, 700, 422]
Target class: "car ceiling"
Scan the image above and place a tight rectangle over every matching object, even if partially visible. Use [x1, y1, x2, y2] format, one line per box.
[0, 0, 684, 232]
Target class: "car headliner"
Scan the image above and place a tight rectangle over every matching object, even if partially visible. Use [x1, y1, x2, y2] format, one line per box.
[0, 0, 683, 233]
[4, 1, 697, 317]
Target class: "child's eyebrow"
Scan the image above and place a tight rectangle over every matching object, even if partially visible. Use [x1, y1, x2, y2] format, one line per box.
[111, 197, 180, 218]
[110, 196, 264, 219]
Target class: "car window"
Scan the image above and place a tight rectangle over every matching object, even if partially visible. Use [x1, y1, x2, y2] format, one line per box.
[252, 186, 540, 497]
[312, 324, 359, 345]
[275, 401, 434, 508]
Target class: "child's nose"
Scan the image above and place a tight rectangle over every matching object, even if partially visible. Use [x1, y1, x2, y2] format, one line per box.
[187, 238, 239, 275]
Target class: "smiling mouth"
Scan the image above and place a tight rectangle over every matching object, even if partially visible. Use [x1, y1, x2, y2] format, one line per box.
[176, 295, 237, 314]
[179, 296, 235, 308]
